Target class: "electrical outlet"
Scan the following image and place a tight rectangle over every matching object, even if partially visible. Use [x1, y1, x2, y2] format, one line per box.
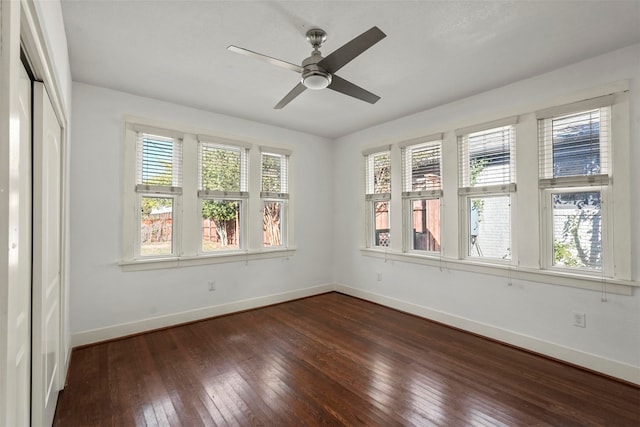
[208, 281, 216, 291]
[572, 311, 586, 328]
[376, 273, 382, 282]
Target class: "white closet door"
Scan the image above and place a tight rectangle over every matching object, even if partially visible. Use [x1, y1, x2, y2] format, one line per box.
[5, 60, 34, 427]
[32, 81, 62, 427]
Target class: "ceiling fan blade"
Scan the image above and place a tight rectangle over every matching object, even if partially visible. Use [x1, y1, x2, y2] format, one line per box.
[318, 26, 386, 74]
[328, 75, 380, 104]
[274, 83, 307, 109]
[227, 45, 303, 73]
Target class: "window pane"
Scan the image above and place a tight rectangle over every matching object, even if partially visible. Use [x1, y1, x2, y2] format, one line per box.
[140, 196, 173, 256]
[411, 199, 440, 252]
[138, 134, 181, 186]
[468, 195, 511, 260]
[366, 152, 391, 194]
[373, 201, 390, 247]
[262, 153, 288, 193]
[552, 110, 602, 178]
[201, 200, 241, 251]
[552, 191, 601, 270]
[410, 145, 441, 191]
[263, 201, 283, 247]
[464, 125, 514, 186]
[200, 145, 241, 191]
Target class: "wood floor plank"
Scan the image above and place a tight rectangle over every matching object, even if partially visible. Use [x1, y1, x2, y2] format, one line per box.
[54, 292, 640, 426]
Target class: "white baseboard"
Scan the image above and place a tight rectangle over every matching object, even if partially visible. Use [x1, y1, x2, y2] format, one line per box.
[335, 283, 640, 385]
[71, 283, 335, 348]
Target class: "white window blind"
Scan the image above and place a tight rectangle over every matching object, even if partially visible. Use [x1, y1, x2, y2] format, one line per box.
[538, 106, 610, 187]
[261, 151, 289, 199]
[365, 150, 391, 200]
[135, 132, 182, 194]
[458, 124, 516, 194]
[402, 140, 442, 198]
[198, 141, 248, 197]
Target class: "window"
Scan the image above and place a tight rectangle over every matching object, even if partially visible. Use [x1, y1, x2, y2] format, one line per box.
[198, 139, 249, 253]
[123, 122, 294, 268]
[359, 88, 632, 292]
[538, 96, 612, 274]
[457, 118, 517, 261]
[364, 148, 391, 248]
[261, 148, 290, 248]
[135, 131, 182, 257]
[401, 135, 442, 254]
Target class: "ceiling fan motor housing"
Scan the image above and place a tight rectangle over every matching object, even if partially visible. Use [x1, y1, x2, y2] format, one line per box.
[301, 51, 332, 90]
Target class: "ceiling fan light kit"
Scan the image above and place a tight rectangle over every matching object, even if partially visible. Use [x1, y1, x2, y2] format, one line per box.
[302, 68, 332, 90]
[228, 26, 386, 108]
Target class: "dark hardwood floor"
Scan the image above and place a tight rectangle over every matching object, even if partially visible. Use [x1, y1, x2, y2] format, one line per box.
[54, 292, 639, 426]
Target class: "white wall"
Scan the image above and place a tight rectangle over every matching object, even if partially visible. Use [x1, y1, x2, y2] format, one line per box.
[332, 45, 640, 382]
[69, 83, 334, 341]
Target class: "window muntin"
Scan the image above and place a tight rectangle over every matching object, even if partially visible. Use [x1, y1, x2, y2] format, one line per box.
[551, 190, 602, 271]
[365, 149, 391, 248]
[261, 149, 290, 248]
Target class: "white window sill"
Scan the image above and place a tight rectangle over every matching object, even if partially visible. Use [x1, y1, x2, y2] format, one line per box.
[360, 248, 638, 296]
[120, 247, 296, 272]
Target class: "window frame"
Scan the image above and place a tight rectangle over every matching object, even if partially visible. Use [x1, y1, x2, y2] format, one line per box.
[363, 146, 392, 249]
[537, 96, 616, 277]
[260, 146, 291, 249]
[131, 127, 183, 259]
[197, 138, 250, 254]
[456, 118, 518, 264]
[400, 134, 443, 256]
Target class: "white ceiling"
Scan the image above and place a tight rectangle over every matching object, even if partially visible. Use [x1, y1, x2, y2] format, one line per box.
[61, 0, 640, 138]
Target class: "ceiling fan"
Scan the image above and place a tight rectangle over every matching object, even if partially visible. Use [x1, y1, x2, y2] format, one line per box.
[228, 26, 386, 109]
